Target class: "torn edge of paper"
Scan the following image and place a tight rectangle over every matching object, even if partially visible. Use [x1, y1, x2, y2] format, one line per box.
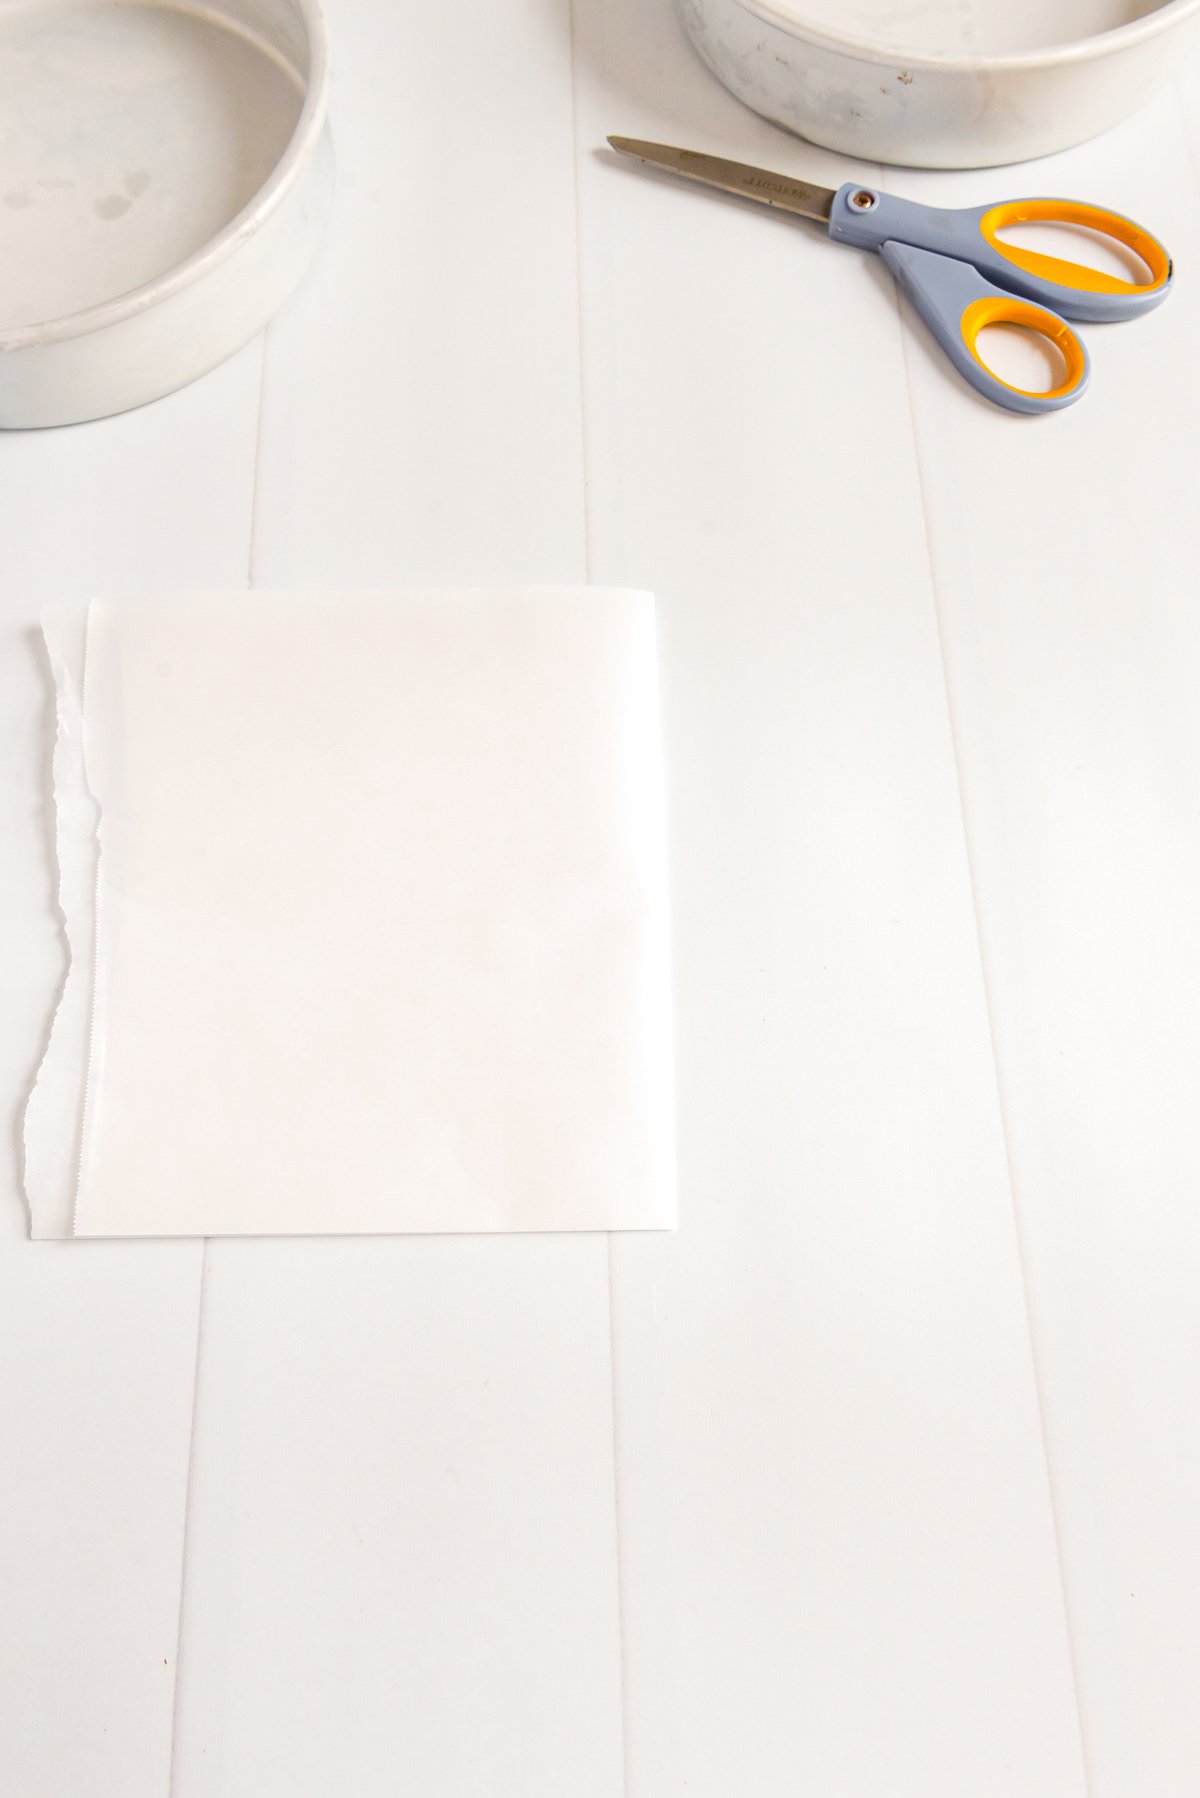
[22, 606, 98, 1239]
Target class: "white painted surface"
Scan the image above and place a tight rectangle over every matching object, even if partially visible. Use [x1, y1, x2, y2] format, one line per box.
[0, 351, 261, 1797]
[1, 0, 1198, 1794]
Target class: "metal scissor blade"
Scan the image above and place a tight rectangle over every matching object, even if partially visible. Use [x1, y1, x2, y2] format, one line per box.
[607, 137, 835, 224]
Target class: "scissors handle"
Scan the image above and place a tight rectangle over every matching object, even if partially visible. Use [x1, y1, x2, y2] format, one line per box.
[881, 242, 1089, 414]
[828, 184, 1172, 323]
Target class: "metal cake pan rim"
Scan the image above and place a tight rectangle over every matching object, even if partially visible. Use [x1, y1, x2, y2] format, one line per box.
[0, 0, 331, 353]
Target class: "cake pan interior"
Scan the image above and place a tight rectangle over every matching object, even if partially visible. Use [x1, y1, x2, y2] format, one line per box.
[0, 0, 310, 334]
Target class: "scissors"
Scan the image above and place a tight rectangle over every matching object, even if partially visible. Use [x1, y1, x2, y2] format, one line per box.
[608, 137, 1173, 415]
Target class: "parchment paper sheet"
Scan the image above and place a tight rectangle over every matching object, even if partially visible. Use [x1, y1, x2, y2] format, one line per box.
[25, 590, 674, 1237]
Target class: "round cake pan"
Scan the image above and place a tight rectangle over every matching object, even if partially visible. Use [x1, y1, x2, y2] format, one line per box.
[676, 0, 1200, 168]
[0, 0, 333, 428]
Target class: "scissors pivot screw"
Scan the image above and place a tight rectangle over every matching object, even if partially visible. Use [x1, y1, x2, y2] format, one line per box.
[851, 190, 878, 210]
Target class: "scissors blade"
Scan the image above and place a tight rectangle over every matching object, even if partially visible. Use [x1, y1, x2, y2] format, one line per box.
[607, 137, 835, 224]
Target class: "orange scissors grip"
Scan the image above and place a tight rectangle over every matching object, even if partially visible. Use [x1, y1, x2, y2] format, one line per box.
[881, 241, 1092, 414]
[959, 296, 1088, 404]
[978, 199, 1172, 300]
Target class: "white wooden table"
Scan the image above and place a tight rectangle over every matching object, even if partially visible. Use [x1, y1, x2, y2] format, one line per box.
[4, 3, 1199, 1793]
